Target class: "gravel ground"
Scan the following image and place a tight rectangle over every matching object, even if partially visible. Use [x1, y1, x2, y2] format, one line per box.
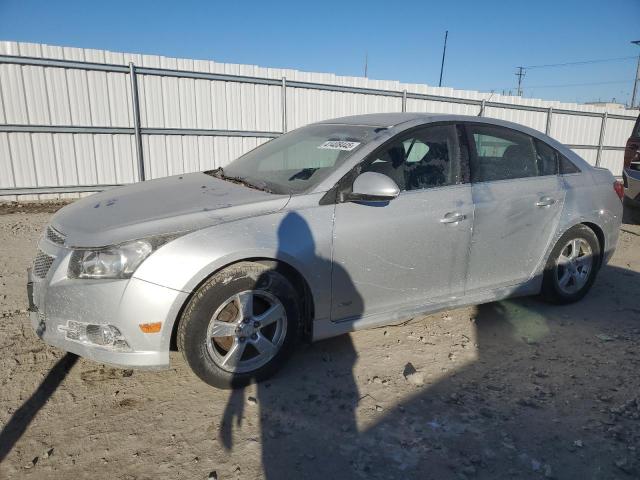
[0, 204, 639, 480]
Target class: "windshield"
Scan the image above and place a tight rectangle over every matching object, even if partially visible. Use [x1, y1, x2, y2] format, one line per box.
[215, 124, 381, 194]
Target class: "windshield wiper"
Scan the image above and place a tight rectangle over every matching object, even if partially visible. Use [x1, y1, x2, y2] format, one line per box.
[204, 168, 272, 193]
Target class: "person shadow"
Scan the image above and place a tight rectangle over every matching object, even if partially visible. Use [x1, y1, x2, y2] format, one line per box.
[218, 211, 363, 478]
[0, 352, 78, 462]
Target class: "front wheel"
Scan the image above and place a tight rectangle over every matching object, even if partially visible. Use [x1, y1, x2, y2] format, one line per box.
[541, 224, 601, 304]
[177, 262, 301, 388]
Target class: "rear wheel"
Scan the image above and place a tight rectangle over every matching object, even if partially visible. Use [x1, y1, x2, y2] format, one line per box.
[177, 262, 301, 388]
[541, 225, 601, 304]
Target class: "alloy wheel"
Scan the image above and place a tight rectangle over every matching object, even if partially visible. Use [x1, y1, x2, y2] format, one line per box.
[205, 290, 287, 373]
[555, 238, 593, 295]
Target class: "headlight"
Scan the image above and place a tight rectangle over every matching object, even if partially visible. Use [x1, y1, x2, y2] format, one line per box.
[69, 236, 175, 279]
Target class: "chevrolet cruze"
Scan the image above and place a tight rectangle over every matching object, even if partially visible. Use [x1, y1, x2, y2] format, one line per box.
[28, 113, 623, 388]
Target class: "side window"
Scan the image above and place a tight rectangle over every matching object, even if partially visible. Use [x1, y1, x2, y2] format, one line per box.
[534, 139, 559, 176]
[403, 138, 430, 163]
[559, 155, 581, 174]
[467, 125, 539, 182]
[361, 125, 461, 191]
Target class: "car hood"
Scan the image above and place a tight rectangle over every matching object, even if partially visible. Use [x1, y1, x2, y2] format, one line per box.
[51, 173, 290, 247]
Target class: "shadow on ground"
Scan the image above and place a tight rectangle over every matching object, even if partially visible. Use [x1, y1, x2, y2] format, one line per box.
[2, 240, 639, 478]
[0, 353, 78, 463]
[623, 203, 640, 225]
[220, 264, 640, 479]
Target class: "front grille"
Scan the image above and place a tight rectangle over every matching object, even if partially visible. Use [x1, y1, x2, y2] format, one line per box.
[33, 251, 55, 279]
[46, 226, 65, 245]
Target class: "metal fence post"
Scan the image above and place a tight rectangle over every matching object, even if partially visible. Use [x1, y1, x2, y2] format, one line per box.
[479, 99, 486, 117]
[402, 89, 407, 112]
[129, 62, 145, 181]
[596, 112, 608, 167]
[545, 107, 553, 135]
[281, 76, 287, 133]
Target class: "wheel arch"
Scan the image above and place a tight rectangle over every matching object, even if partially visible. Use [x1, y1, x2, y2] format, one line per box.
[535, 218, 607, 286]
[170, 257, 316, 351]
[580, 221, 606, 264]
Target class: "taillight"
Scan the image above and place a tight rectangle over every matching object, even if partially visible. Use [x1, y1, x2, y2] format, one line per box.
[614, 180, 624, 201]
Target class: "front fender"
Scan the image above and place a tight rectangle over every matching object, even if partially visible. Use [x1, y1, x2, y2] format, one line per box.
[133, 202, 336, 323]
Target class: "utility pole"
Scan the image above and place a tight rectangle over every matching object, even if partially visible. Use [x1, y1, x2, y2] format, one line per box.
[439, 30, 448, 87]
[515, 66, 526, 96]
[631, 40, 640, 108]
[364, 52, 368, 78]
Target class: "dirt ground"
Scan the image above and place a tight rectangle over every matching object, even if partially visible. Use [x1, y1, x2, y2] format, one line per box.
[1, 204, 639, 480]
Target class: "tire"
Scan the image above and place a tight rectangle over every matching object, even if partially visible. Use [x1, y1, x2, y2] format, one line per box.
[177, 261, 301, 389]
[541, 224, 601, 304]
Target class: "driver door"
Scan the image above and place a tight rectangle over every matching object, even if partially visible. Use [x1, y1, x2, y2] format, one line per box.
[330, 124, 473, 322]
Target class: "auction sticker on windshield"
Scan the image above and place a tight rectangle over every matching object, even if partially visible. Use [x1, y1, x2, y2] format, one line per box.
[317, 140, 361, 151]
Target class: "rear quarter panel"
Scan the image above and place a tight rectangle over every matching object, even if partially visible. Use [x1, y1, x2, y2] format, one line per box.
[541, 167, 622, 274]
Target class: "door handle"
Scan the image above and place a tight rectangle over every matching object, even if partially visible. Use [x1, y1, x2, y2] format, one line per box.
[535, 197, 556, 207]
[440, 212, 466, 224]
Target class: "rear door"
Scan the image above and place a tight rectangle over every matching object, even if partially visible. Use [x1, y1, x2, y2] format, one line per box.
[463, 123, 565, 292]
[330, 124, 473, 321]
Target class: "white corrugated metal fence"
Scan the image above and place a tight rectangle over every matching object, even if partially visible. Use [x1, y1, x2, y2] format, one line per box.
[0, 41, 637, 201]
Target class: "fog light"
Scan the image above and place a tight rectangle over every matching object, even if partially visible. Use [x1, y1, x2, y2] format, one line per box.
[58, 321, 131, 351]
[86, 324, 119, 346]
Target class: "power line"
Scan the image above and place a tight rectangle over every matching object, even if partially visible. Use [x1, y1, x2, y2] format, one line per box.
[491, 79, 630, 92]
[526, 79, 630, 89]
[524, 56, 637, 69]
[509, 56, 636, 99]
[631, 40, 640, 108]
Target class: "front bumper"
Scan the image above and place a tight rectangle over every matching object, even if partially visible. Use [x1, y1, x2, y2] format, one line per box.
[28, 237, 189, 369]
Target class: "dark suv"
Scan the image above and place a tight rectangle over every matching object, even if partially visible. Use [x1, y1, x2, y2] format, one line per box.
[623, 113, 640, 208]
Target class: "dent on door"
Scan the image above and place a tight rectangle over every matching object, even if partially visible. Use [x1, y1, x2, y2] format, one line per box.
[466, 176, 566, 292]
[330, 184, 473, 323]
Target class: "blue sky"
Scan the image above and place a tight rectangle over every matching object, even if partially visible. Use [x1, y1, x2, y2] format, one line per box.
[1, 0, 639, 104]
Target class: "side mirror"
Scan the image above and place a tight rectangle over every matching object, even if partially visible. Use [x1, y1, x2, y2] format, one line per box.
[344, 172, 400, 203]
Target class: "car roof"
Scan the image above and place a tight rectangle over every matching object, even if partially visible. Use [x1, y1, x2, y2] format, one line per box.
[315, 112, 440, 128]
[314, 112, 552, 134]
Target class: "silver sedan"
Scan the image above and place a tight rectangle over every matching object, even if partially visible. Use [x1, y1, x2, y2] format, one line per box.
[28, 113, 623, 388]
